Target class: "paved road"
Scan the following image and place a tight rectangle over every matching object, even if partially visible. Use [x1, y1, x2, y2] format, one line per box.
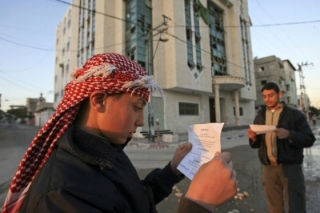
[0, 123, 319, 212]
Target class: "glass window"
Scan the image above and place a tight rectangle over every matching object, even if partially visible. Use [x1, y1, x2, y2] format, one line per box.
[185, 0, 194, 69]
[209, 2, 227, 76]
[179, 102, 199, 115]
[125, 0, 151, 68]
[233, 107, 244, 116]
[240, 17, 251, 84]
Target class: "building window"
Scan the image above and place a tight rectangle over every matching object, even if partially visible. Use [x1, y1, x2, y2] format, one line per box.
[240, 16, 251, 85]
[233, 107, 243, 116]
[179, 102, 199, 115]
[258, 66, 265, 72]
[67, 41, 70, 52]
[261, 80, 267, 85]
[286, 84, 290, 91]
[54, 92, 59, 102]
[125, 0, 151, 72]
[86, 46, 90, 61]
[194, 3, 202, 71]
[185, 0, 194, 69]
[209, 2, 227, 76]
[77, 0, 96, 68]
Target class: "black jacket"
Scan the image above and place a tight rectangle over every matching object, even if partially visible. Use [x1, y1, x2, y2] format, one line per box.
[249, 103, 315, 165]
[20, 125, 186, 213]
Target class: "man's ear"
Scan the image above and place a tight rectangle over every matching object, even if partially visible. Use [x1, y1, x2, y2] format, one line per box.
[278, 91, 283, 98]
[90, 91, 107, 112]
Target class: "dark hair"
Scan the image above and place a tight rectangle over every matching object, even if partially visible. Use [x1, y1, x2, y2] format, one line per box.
[261, 82, 280, 93]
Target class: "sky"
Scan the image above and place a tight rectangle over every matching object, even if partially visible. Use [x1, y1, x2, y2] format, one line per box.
[0, 0, 319, 112]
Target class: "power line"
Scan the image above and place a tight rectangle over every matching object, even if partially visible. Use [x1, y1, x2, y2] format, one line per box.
[48, 0, 313, 79]
[0, 74, 40, 93]
[0, 36, 54, 51]
[52, 0, 157, 33]
[164, 31, 250, 77]
[0, 34, 127, 54]
[0, 71, 44, 89]
[0, 24, 55, 36]
[169, 19, 320, 29]
[254, 0, 306, 57]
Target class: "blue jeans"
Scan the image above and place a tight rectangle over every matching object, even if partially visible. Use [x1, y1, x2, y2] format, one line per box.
[263, 164, 306, 213]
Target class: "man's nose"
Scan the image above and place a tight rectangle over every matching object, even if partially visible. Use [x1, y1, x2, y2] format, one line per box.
[136, 111, 145, 127]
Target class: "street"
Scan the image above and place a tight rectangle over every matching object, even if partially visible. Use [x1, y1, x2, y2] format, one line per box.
[0, 123, 319, 212]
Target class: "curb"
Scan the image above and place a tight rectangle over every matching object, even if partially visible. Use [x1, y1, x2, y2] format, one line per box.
[128, 134, 247, 149]
[128, 141, 181, 149]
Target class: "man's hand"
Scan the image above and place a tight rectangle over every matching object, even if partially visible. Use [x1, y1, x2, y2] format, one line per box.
[247, 128, 257, 142]
[274, 128, 290, 139]
[170, 142, 192, 175]
[185, 152, 237, 212]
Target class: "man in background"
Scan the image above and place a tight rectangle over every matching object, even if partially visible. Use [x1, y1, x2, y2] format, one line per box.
[248, 82, 315, 213]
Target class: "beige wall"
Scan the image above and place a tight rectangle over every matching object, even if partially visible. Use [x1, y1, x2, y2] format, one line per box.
[164, 91, 209, 133]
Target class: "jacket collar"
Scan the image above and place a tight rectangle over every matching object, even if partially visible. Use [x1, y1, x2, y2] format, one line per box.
[259, 101, 286, 113]
[57, 125, 125, 169]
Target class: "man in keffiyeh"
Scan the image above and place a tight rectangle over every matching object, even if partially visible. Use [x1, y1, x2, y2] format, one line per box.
[1, 53, 237, 213]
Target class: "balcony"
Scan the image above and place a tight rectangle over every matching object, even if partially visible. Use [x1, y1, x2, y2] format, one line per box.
[212, 75, 246, 91]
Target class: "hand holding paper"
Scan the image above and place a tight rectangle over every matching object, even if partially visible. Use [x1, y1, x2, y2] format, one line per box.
[249, 124, 276, 134]
[177, 123, 224, 180]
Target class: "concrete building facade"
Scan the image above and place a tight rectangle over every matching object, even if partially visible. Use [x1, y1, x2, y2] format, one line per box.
[34, 102, 55, 127]
[54, 0, 257, 136]
[253, 55, 298, 109]
[26, 93, 54, 127]
[283, 59, 298, 107]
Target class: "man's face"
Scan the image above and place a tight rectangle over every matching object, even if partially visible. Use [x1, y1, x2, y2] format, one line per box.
[97, 93, 146, 144]
[262, 89, 282, 109]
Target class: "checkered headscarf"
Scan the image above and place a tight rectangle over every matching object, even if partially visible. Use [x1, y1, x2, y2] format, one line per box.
[1, 53, 162, 213]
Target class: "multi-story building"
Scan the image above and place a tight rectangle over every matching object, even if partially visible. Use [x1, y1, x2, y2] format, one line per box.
[25, 93, 54, 126]
[54, 0, 256, 136]
[283, 59, 298, 107]
[253, 55, 298, 109]
[54, 6, 78, 109]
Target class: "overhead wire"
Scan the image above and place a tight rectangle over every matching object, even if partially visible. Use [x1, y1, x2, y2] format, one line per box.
[2, 0, 316, 79]
[254, 0, 306, 57]
[0, 74, 40, 93]
[0, 71, 45, 91]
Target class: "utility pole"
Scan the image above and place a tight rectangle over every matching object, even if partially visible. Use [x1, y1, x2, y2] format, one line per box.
[297, 62, 313, 122]
[145, 15, 170, 142]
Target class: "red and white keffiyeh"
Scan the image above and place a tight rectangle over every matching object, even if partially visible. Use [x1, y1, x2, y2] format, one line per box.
[1, 53, 162, 213]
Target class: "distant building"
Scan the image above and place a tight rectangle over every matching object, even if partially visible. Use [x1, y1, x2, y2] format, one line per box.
[0, 109, 5, 123]
[55, 0, 257, 136]
[282, 59, 298, 107]
[26, 93, 54, 126]
[34, 101, 55, 127]
[26, 97, 40, 115]
[253, 56, 298, 109]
